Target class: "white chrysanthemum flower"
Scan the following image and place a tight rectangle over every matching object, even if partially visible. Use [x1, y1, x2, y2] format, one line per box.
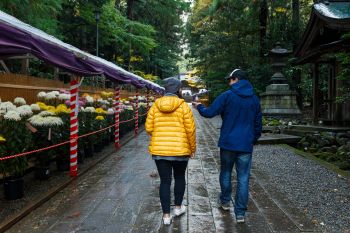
[4, 110, 21, 121]
[80, 107, 85, 112]
[37, 91, 47, 98]
[29, 115, 63, 127]
[108, 98, 113, 101]
[30, 104, 40, 111]
[58, 94, 70, 100]
[51, 91, 60, 96]
[39, 111, 55, 117]
[16, 105, 33, 117]
[45, 92, 57, 100]
[86, 96, 94, 103]
[44, 116, 64, 126]
[0, 101, 16, 112]
[14, 97, 26, 105]
[83, 107, 96, 113]
[107, 108, 114, 115]
[28, 115, 44, 126]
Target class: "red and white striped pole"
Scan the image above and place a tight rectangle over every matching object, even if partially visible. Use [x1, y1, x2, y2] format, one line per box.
[134, 89, 139, 135]
[114, 84, 120, 149]
[69, 76, 79, 177]
[146, 89, 150, 111]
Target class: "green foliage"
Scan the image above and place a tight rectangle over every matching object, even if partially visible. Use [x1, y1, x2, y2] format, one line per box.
[132, 0, 190, 78]
[0, 120, 31, 177]
[0, 0, 63, 38]
[187, 0, 314, 101]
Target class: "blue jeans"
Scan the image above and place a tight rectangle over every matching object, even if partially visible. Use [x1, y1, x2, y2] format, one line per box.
[219, 149, 252, 217]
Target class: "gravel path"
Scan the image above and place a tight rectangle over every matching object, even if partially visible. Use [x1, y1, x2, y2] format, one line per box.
[253, 145, 350, 233]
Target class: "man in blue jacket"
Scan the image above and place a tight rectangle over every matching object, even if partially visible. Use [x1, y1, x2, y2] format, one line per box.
[193, 69, 262, 223]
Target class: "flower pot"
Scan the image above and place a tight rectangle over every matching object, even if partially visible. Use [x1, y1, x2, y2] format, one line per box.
[56, 159, 70, 172]
[103, 138, 110, 146]
[84, 144, 94, 158]
[4, 176, 24, 200]
[93, 143, 103, 153]
[78, 150, 85, 164]
[110, 133, 115, 143]
[34, 166, 51, 180]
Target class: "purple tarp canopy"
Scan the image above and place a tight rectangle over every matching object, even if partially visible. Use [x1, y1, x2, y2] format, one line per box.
[0, 10, 164, 93]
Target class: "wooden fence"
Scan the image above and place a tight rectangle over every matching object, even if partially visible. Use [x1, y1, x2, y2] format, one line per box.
[0, 73, 139, 104]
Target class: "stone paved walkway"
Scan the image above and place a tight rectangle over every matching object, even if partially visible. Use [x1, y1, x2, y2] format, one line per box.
[6, 107, 322, 233]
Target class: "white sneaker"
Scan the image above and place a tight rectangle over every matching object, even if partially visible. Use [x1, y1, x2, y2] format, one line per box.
[174, 205, 186, 217]
[163, 216, 172, 225]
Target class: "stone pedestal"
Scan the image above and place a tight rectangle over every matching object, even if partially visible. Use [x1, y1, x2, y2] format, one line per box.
[261, 84, 301, 116]
[260, 43, 302, 117]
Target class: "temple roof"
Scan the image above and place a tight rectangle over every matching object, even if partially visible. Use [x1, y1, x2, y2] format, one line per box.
[293, 1, 350, 65]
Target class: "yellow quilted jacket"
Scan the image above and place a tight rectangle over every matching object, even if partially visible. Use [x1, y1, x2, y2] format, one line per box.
[145, 96, 196, 156]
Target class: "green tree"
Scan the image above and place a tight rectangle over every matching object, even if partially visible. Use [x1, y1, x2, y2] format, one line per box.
[187, 0, 314, 101]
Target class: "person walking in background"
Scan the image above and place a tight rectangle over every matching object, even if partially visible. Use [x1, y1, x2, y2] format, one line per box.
[193, 69, 262, 223]
[145, 77, 196, 225]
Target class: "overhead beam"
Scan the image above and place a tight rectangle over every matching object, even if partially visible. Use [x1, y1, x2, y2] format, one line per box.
[0, 60, 10, 73]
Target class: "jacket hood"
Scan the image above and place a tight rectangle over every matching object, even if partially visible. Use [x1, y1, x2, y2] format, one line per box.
[155, 96, 184, 113]
[230, 79, 254, 97]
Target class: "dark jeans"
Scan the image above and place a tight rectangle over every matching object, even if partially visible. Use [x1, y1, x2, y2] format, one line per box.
[219, 149, 252, 217]
[155, 159, 188, 214]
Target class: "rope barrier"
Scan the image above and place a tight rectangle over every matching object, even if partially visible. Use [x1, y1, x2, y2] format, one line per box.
[0, 111, 149, 161]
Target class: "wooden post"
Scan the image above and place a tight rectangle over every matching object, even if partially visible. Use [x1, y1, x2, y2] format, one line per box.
[54, 68, 59, 80]
[312, 63, 320, 124]
[20, 56, 29, 75]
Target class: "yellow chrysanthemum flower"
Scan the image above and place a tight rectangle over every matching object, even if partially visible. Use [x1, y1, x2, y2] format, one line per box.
[47, 106, 56, 114]
[56, 104, 71, 114]
[36, 102, 49, 110]
[95, 108, 107, 115]
[95, 115, 105, 121]
[0, 135, 6, 142]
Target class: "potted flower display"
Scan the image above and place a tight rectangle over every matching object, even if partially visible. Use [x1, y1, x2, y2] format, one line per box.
[0, 106, 32, 200]
[53, 104, 72, 170]
[28, 110, 65, 176]
[79, 107, 97, 157]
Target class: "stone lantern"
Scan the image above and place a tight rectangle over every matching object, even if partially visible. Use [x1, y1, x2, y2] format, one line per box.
[260, 43, 301, 116]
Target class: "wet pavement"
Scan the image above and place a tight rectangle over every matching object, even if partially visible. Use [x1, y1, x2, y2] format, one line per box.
[6, 107, 321, 233]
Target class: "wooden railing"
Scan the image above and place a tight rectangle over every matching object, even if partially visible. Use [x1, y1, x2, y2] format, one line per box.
[0, 73, 138, 104]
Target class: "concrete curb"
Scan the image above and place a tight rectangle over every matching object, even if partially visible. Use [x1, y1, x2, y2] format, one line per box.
[0, 127, 145, 233]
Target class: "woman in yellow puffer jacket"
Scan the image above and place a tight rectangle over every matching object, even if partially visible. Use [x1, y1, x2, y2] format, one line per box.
[146, 77, 196, 225]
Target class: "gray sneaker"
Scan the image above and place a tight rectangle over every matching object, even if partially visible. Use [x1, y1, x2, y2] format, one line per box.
[236, 215, 245, 223]
[217, 196, 230, 211]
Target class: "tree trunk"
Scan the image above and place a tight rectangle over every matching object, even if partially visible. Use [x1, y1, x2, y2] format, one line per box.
[292, 0, 300, 50]
[259, 0, 268, 59]
[127, 0, 134, 19]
